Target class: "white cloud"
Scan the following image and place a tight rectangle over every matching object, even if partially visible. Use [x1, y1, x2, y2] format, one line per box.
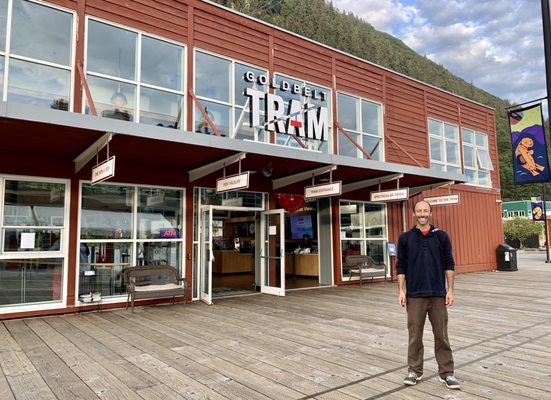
[332, 0, 546, 104]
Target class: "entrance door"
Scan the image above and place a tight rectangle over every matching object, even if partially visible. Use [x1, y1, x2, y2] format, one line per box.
[260, 209, 285, 296]
[200, 206, 213, 304]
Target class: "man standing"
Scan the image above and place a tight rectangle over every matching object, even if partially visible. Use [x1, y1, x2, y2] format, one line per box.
[397, 200, 460, 390]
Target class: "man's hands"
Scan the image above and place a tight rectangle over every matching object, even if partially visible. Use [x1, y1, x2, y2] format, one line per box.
[398, 290, 406, 307]
[445, 289, 454, 307]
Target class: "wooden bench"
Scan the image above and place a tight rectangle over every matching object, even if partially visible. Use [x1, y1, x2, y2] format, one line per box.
[123, 265, 187, 312]
[344, 255, 387, 287]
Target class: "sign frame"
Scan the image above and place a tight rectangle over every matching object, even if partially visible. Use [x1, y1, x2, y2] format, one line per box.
[370, 187, 409, 202]
[423, 194, 460, 206]
[216, 172, 250, 193]
[91, 156, 116, 185]
[304, 181, 342, 200]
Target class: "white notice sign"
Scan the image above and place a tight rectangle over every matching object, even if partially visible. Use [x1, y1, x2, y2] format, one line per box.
[92, 156, 116, 185]
[20, 232, 35, 249]
[424, 194, 460, 206]
[305, 181, 342, 200]
[370, 188, 409, 202]
[216, 172, 250, 193]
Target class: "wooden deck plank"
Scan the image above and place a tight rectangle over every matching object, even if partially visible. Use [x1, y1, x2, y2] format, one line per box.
[0, 251, 550, 399]
[4, 319, 97, 400]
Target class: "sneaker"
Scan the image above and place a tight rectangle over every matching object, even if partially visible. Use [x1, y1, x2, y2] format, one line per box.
[403, 372, 421, 386]
[439, 375, 461, 390]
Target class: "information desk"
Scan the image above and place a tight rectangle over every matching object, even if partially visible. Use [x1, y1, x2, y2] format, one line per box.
[285, 253, 319, 277]
[212, 251, 254, 274]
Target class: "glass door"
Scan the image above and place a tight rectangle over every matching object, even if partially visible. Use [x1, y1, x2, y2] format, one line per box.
[260, 209, 285, 296]
[200, 206, 213, 304]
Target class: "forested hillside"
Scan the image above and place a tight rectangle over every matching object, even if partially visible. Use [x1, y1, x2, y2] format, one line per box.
[212, 0, 549, 200]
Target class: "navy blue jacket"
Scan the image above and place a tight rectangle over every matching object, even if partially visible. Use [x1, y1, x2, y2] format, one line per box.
[396, 225, 455, 298]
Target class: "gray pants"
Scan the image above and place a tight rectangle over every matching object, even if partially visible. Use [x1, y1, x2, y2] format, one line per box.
[406, 297, 454, 378]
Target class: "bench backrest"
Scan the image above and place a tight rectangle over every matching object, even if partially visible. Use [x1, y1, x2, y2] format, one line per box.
[345, 255, 381, 269]
[123, 265, 180, 286]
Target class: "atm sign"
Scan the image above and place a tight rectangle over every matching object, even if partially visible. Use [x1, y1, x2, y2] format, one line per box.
[160, 228, 180, 238]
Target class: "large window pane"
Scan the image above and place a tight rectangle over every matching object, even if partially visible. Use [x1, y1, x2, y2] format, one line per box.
[195, 52, 230, 102]
[140, 87, 182, 128]
[141, 36, 183, 91]
[446, 141, 459, 164]
[8, 59, 70, 108]
[0, 258, 63, 306]
[87, 20, 137, 80]
[338, 130, 360, 157]
[428, 119, 442, 136]
[86, 75, 135, 120]
[235, 63, 266, 107]
[3, 228, 62, 251]
[138, 241, 181, 267]
[362, 135, 382, 160]
[463, 145, 475, 168]
[3, 180, 65, 227]
[0, 0, 7, 51]
[337, 93, 357, 131]
[430, 137, 443, 161]
[81, 184, 133, 240]
[194, 100, 230, 136]
[444, 124, 457, 140]
[137, 187, 183, 240]
[11, 0, 72, 65]
[361, 100, 381, 135]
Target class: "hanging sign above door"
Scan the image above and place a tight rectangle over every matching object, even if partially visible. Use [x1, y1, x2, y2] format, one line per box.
[216, 172, 250, 193]
[370, 187, 409, 202]
[424, 194, 460, 206]
[92, 156, 116, 185]
[305, 181, 342, 199]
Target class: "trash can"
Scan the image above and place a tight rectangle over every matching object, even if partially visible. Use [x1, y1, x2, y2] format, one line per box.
[496, 244, 518, 271]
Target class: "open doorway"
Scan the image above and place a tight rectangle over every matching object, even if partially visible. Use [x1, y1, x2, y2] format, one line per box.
[210, 209, 257, 298]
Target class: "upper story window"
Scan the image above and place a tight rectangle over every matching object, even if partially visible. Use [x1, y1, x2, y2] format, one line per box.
[337, 93, 383, 160]
[1, 0, 74, 109]
[428, 118, 461, 174]
[85, 19, 185, 128]
[194, 50, 268, 141]
[462, 128, 493, 186]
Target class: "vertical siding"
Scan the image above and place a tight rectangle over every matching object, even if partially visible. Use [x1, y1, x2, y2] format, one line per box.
[405, 187, 502, 272]
[384, 75, 428, 166]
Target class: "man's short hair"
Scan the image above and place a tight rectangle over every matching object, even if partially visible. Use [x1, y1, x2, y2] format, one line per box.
[413, 200, 432, 212]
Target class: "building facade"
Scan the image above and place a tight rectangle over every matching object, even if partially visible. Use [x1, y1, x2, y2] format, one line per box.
[0, 0, 503, 319]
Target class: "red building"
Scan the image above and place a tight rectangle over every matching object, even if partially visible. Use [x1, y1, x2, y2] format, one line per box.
[0, 0, 503, 319]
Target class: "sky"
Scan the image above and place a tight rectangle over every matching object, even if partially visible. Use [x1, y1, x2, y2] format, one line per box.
[332, 0, 546, 107]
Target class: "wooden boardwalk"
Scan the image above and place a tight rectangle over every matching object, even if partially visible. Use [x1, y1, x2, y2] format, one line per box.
[1, 251, 550, 399]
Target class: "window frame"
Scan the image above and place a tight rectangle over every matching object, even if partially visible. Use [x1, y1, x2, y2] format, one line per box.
[461, 127, 493, 187]
[428, 118, 461, 174]
[1, 0, 76, 107]
[84, 16, 187, 128]
[336, 91, 384, 161]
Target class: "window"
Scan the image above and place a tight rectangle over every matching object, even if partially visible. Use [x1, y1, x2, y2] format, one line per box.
[428, 118, 461, 174]
[79, 183, 184, 300]
[194, 50, 269, 141]
[274, 74, 332, 153]
[340, 201, 388, 280]
[1, 0, 73, 108]
[462, 128, 493, 186]
[85, 19, 185, 128]
[0, 178, 68, 308]
[337, 93, 383, 160]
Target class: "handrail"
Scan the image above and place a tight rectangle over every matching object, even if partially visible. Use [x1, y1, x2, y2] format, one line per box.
[76, 61, 97, 116]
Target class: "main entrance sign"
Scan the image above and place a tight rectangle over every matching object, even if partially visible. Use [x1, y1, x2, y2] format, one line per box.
[244, 72, 329, 141]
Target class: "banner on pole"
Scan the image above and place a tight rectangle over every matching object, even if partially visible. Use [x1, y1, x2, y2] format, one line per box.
[508, 103, 550, 184]
[531, 196, 544, 221]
